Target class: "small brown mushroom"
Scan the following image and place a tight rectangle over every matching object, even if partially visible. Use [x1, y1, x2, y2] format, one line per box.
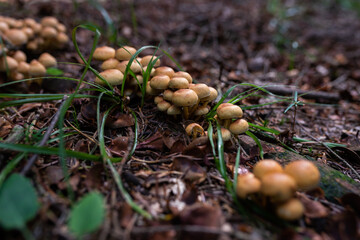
[150, 75, 170, 90]
[0, 56, 18, 71]
[253, 159, 283, 180]
[101, 58, 120, 70]
[157, 100, 171, 112]
[95, 69, 124, 86]
[229, 119, 249, 135]
[168, 77, 189, 89]
[172, 71, 192, 83]
[140, 55, 160, 67]
[236, 173, 261, 199]
[115, 46, 137, 61]
[172, 89, 198, 120]
[154, 66, 174, 78]
[284, 160, 320, 191]
[5, 29, 28, 46]
[185, 123, 204, 139]
[216, 103, 243, 129]
[38, 52, 57, 68]
[261, 172, 297, 202]
[276, 198, 304, 221]
[93, 46, 116, 61]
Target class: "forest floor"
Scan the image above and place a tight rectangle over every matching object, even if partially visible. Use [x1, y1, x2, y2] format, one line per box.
[0, 0, 359, 239]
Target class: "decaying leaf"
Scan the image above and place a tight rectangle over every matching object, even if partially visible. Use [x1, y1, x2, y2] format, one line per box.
[171, 157, 206, 183]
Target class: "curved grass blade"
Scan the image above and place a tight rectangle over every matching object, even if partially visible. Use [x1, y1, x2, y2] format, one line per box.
[248, 123, 280, 135]
[128, 110, 138, 159]
[245, 131, 264, 159]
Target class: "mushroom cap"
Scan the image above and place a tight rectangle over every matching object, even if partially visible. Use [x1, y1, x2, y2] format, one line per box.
[93, 46, 116, 61]
[115, 46, 137, 61]
[12, 50, 27, 63]
[229, 119, 249, 135]
[41, 26, 58, 38]
[29, 60, 46, 77]
[5, 29, 28, 46]
[168, 77, 189, 89]
[95, 69, 124, 86]
[22, 27, 34, 38]
[129, 75, 143, 86]
[56, 32, 69, 45]
[216, 103, 243, 120]
[236, 173, 262, 199]
[57, 23, 66, 33]
[17, 61, 30, 74]
[189, 83, 210, 99]
[38, 52, 57, 68]
[194, 106, 209, 116]
[101, 58, 120, 70]
[142, 66, 155, 76]
[284, 160, 320, 191]
[154, 96, 164, 104]
[219, 127, 232, 141]
[9, 72, 24, 81]
[0, 22, 9, 32]
[276, 198, 304, 221]
[167, 105, 181, 115]
[145, 81, 162, 96]
[172, 89, 198, 107]
[261, 172, 297, 202]
[140, 55, 160, 67]
[185, 123, 204, 137]
[32, 23, 42, 34]
[0, 56, 18, 71]
[24, 18, 37, 27]
[163, 89, 174, 102]
[116, 60, 142, 74]
[41, 16, 59, 27]
[253, 159, 283, 179]
[172, 71, 192, 83]
[157, 100, 171, 112]
[150, 75, 170, 90]
[202, 87, 218, 102]
[154, 66, 174, 78]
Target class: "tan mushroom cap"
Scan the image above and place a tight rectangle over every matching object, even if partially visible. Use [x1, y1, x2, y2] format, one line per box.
[130, 75, 143, 86]
[167, 105, 181, 115]
[95, 69, 124, 86]
[150, 75, 170, 90]
[172, 71, 192, 83]
[284, 160, 320, 191]
[189, 83, 210, 99]
[57, 23, 67, 33]
[41, 16, 59, 27]
[115, 46, 137, 61]
[216, 103, 243, 120]
[0, 22, 9, 32]
[194, 106, 209, 116]
[22, 27, 34, 39]
[24, 18, 37, 27]
[261, 172, 297, 202]
[38, 53, 57, 68]
[168, 77, 189, 89]
[219, 127, 232, 141]
[157, 100, 171, 112]
[0, 56, 18, 71]
[93, 46, 116, 61]
[41, 26, 58, 38]
[146, 81, 162, 96]
[17, 61, 30, 74]
[276, 198, 304, 221]
[101, 58, 120, 70]
[163, 89, 174, 102]
[154, 96, 164, 104]
[236, 173, 262, 199]
[154, 66, 175, 78]
[56, 32, 69, 45]
[202, 87, 218, 102]
[140, 55, 160, 67]
[172, 89, 198, 107]
[29, 60, 46, 77]
[116, 60, 142, 74]
[5, 29, 28, 46]
[229, 119, 249, 135]
[142, 66, 155, 76]
[253, 159, 283, 180]
[9, 72, 24, 81]
[185, 123, 204, 138]
[12, 50, 27, 62]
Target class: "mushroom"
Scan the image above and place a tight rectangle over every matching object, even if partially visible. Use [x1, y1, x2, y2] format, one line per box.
[163, 89, 174, 102]
[276, 198, 304, 221]
[115, 46, 137, 61]
[38, 52, 57, 68]
[29, 60, 46, 85]
[157, 100, 171, 112]
[101, 58, 120, 70]
[150, 75, 170, 91]
[116, 60, 142, 74]
[229, 119, 249, 135]
[56, 32, 69, 46]
[41, 16, 59, 28]
[95, 69, 124, 86]
[0, 56, 18, 71]
[201, 87, 218, 107]
[236, 173, 261, 199]
[167, 105, 181, 119]
[5, 29, 28, 46]
[260, 172, 297, 202]
[154, 66, 175, 78]
[12, 50, 27, 62]
[41, 26, 58, 39]
[140, 55, 160, 67]
[22, 27, 34, 39]
[154, 96, 164, 104]
[168, 77, 189, 89]
[172, 89, 198, 120]
[217, 127, 232, 141]
[93, 46, 116, 61]
[0, 22, 9, 32]
[185, 123, 205, 139]
[189, 83, 210, 115]
[253, 159, 283, 180]
[284, 160, 320, 191]
[216, 103, 243, 129]
[146, 81, 162, 96]
[17, 61, 30, 75]
[172, 71, 192, 83]
[193, 106, 209, 119]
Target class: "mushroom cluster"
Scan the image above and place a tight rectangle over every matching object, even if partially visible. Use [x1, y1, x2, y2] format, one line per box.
[213, 103, 249, 141]
[0, 50, 57, 82]
[92, 45, 219, 121]
[236, 159, 321, 221]
[0, 16, 69, 51]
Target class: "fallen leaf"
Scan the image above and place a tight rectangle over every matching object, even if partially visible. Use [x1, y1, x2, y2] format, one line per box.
[106, 113, 134, 128]
[171, 157, 206, 183]
[297, 193, 328, 218]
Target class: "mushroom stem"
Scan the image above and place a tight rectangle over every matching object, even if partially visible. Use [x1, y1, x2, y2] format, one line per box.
[183, 107, 189, 120]
[189, 99, 200, 116]
[223, 119, 231, 129]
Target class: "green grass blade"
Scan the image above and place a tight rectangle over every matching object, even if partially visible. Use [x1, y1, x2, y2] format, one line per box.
[233, 147, 241, 197]
[128, 110, 138, 159]
[245, 131, 264, 159]
[248, 123, 280, 135]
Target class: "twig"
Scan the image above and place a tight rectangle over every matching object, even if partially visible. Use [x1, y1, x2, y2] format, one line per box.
[21, 95, 69, 175]
[299, 124, 360, 179]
